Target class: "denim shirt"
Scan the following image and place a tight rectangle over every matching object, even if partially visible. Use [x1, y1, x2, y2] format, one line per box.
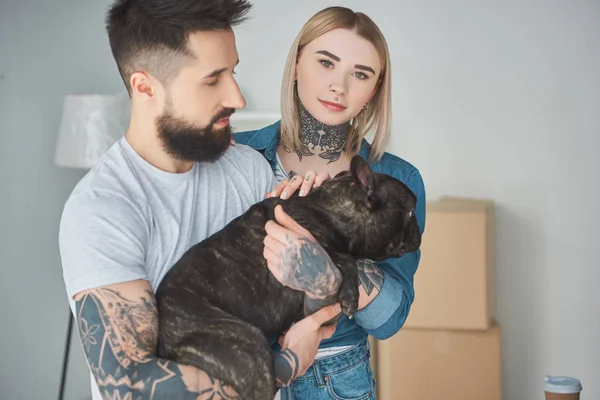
[234, 121, 426, 343]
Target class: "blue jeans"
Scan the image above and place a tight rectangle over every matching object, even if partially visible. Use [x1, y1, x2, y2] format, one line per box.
[279, 339, 376, 400]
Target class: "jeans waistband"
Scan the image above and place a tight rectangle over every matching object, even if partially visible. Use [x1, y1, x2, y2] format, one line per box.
[297, 339, 370, 382]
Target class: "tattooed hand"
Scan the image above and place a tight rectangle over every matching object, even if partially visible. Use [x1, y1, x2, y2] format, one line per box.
[274, 303, 341, 387]
[264, 205, 342, 300]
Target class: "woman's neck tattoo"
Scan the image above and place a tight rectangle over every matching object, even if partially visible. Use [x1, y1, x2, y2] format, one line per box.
[295, 107, 349, 163]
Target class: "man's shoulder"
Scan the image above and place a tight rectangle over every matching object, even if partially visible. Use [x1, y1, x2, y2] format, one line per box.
[221, 143, 272, 173]
[63, 139, 146, 218]
[216, 143, 276, 196]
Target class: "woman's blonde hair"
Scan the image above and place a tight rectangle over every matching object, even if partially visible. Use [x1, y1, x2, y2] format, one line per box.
[280, 6, 392, 163]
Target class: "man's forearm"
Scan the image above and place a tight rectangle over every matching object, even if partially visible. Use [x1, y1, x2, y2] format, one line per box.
[273, 348, 300, 387]
[106, 356, 237, 399]
[75, 289, 237, 399]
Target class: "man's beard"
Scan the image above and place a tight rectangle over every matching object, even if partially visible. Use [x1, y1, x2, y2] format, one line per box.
[157, 107, 235, 163]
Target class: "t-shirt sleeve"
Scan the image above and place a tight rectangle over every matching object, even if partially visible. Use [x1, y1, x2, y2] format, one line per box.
[59, 189, 149, 301]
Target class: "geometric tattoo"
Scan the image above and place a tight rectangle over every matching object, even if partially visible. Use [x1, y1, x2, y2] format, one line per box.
[357, 260, 384, 296]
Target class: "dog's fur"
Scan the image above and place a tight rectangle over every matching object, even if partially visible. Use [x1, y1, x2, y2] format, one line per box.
[155, 155, 421, 399]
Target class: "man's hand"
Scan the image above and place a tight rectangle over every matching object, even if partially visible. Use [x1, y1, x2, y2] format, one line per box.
[267, 171, 331, 200]
[274, 303, 341, 387]
[264, 205, 342, 300]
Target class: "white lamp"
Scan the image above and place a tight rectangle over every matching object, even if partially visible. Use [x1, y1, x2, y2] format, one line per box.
[54, 92, 129, 400]
[230, 110, 280, 133]
[54, 93, 130, 169]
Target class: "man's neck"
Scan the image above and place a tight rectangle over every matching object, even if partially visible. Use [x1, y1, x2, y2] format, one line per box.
[295, 106, 349, 163]
[125, 110, 193, 174]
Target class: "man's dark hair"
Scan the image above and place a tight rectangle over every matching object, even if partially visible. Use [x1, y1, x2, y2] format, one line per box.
[105, 0, 252, 93]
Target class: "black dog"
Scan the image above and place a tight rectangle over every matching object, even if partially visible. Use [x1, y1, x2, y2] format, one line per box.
[155, 155, 421, 400]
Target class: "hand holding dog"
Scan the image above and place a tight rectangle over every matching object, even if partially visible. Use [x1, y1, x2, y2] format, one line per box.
[264, 205, 342, 300]
[274, 302, 341, 387]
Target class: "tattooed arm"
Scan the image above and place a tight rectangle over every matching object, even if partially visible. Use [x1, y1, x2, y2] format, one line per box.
[73, 279, 238, 400]
[356, 259, 385, 309]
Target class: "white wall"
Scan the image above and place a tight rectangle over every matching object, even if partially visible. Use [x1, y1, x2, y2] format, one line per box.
[0, 0, 125, 398]
[1, 1, 597, 399]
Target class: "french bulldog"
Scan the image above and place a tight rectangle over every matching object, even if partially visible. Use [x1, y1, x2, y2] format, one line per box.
[155, 155, 421, 400]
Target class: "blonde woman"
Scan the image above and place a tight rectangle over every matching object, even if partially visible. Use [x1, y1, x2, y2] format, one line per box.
[236, 6, 426, 399]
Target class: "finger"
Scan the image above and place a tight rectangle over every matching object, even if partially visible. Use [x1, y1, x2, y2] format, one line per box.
[230, 137, 236, 146]
[319, 324, 336, 340]
[309, 303, 342, 326]
[314, 172, 331, 188]
[273, 205, 313, 239]
[298, 171, 316, 197]
[264, 219, 294, 245]
[270, 179, 289, 199]
[263, 247, 283, 279]
[264, 234, 286, 255]
[279, 175, 303, 200]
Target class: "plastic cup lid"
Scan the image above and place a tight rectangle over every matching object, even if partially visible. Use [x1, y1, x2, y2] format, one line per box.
[544, 376, 582, 394]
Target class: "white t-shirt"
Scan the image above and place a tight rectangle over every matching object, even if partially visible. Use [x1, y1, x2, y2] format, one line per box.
[59, 137, 276, 399]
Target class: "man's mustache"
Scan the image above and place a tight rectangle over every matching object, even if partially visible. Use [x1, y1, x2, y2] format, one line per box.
[210, 108, 235, 125]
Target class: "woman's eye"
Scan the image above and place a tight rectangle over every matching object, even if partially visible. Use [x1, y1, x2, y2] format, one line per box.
[206, 80, 218, 87]
[319, 59, 334, 68]
[353, 71, 368, 80]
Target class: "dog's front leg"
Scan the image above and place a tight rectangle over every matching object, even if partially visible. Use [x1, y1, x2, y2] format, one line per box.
[303, 252, 359, 322]
[303, 293, 340, 326]
[335, 254, 360, 318]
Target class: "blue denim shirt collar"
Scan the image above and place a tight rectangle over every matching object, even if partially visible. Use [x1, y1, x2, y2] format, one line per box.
[244, 120, 380, 172]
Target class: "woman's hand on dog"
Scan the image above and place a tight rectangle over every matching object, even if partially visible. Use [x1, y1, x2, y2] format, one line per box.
[266, 170, 331, 200]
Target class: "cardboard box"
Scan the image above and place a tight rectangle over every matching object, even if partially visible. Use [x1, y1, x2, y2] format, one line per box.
[404, 197, 495, 330]
[377, 324, 502, 400]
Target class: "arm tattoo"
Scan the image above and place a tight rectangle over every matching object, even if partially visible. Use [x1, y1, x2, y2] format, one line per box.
[280, 235, 342, 300]
[357, 260, 384, 296]
[75, 288, 238, 399]
[274, 349, 300, 387]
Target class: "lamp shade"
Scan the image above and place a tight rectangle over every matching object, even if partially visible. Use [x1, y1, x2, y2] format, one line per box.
[229, 111, 280, 133]
[54, 93, 129, 169]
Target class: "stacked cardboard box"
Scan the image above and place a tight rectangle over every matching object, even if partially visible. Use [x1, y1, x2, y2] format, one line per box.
[372, 197, 502, 400]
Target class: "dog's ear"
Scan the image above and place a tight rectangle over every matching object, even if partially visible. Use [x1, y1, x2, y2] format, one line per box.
[350, 155, 376, 203]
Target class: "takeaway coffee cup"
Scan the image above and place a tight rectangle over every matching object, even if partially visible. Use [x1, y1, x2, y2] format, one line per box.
[544, 375, 582, 400]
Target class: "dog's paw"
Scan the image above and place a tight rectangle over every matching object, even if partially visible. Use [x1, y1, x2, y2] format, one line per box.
[338, 283, 359, 319]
